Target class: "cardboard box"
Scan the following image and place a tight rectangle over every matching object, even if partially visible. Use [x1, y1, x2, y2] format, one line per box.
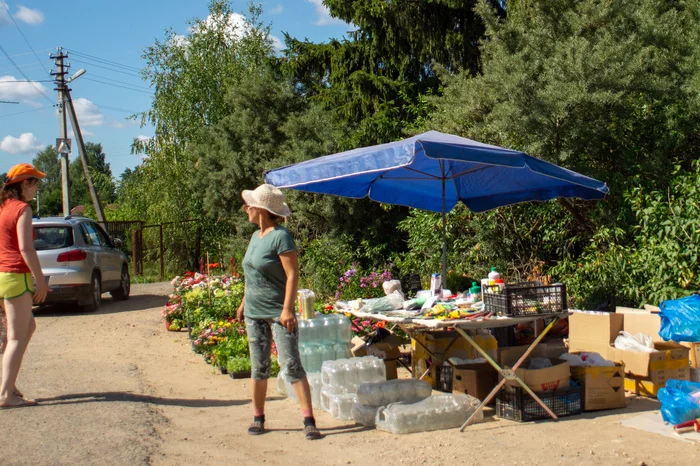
[679, 342, 700, 368]
[568, 312, 623, 354]
[502, 358, 571, 393]
[498, 340, 568, 367]
[570, 359, 626, 411]
[690, 367, 700, 382]
[620, 310, 662, 343]
[624, 367, 690, 397]
[452, 363, 499, 401]
[610, 342, 689, 377]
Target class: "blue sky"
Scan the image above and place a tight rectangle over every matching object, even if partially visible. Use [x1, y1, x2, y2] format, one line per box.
[0, 0, 350, 178]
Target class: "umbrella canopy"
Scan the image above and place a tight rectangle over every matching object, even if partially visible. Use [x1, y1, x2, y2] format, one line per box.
[265, 130, 608, 284]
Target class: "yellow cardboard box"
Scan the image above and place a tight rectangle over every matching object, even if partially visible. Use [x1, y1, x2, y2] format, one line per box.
[569, 358, 626, 411]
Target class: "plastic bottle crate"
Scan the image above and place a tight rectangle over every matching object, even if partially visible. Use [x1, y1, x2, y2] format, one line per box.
[496, 385, 582, 422]
[483, 283, 567, 317]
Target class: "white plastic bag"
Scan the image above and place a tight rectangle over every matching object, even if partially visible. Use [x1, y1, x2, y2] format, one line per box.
[383, 280, 402, 296]
[560, 352, 615, 367]
[528, 357, 552, 369]
[614, 331, 656, 353]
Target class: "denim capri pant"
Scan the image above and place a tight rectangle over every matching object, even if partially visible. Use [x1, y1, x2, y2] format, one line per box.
[245, 317, 307, 382]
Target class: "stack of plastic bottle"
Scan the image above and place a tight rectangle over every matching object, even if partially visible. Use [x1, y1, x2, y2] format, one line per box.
[319, 356, 387, 421]
[277, 369, 323, 408]
[298, 314, 353, 373]
[375, 393, 483, 434]
[350, 379, 433, 427]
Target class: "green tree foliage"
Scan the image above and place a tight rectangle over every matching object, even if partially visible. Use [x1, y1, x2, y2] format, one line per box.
[283, 0, 505, 148]
[32, 146, 63, 216]
[130, 0, 275, 224]
[69, 142, 117, 209]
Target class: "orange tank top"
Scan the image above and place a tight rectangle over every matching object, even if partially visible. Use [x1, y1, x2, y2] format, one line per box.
[0, 199, 31, 273]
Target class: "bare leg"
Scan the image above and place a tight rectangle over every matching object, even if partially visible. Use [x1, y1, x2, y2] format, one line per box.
[251, 378, 268, 413]
[291, 377, 313, 411]
[0, 293, 34, 403]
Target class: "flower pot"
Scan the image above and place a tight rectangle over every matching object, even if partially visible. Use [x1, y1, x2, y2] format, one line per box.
[229, 370, 251, 379]
[164, 320, 172, 331]
[219, 366, 228, 375]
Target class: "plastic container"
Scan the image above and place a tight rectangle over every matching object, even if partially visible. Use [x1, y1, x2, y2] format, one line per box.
[488, 267, 501, 284]
[375, 394, 483, 434]
[320, 385, 357, 420]
[483, 282, 567, 316]
[469, 282, 481, 301]
[430, 273, 442, 297]
[298, 289, 316, 319]
[356, 379, 432, 407]
[496, 385, 582, 422]
[302, 343, 322, 373]
[321, 356, 386, 392]
[351, 403, 380, 426]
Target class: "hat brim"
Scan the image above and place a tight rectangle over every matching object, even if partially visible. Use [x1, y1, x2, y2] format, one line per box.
[241, 190, 291, 218]
[4, 169, 46, 186]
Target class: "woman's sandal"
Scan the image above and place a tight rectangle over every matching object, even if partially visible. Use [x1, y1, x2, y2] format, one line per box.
[304, 424, 322, 440]
[247, 420, 265, 435]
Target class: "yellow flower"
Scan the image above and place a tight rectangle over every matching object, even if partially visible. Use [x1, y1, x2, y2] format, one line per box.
[224, 323, 232, 327]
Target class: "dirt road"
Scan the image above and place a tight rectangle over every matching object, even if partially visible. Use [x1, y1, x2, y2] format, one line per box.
[0, 282, 697, 466]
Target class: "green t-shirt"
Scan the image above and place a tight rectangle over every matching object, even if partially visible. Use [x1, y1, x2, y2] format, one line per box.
[242, 226, 296, 318]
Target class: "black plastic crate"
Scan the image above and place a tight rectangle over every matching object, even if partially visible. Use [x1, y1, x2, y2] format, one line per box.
[483, 283, 567, 316]
[496, 385, 582, 422]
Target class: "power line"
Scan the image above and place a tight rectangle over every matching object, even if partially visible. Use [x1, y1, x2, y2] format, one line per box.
[0, 49, 51, 59]
[0, 61, 42, 73]
[66, 49, 142, 73]
[92, 103, 143, 114]
[0, 44, 54, 105]
[89, 73, 151, 91]
[0, 79, 53, 83]
[3, 5, 51, 75]
[83, 77, 152, 94]
[0, 104, 56, 118]
[70, 58, 142, 78]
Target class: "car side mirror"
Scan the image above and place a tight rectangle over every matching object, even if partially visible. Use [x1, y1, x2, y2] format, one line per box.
[113, 238, 123, 248]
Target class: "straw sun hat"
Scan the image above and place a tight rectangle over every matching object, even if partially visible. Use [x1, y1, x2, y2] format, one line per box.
[241, 184, 291, 218]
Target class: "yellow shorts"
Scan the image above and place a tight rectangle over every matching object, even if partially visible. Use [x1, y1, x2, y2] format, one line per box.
[0, 273, 34, 300]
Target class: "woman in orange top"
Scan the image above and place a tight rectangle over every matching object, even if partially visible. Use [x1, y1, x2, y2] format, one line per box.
[0, 163, 48, 409]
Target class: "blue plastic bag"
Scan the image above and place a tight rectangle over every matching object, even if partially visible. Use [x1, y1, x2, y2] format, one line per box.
[659, 294, 700, 342]
[657, 379, 700, 425]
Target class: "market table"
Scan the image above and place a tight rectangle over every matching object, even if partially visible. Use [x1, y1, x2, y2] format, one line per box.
[336, 307, 571, 430]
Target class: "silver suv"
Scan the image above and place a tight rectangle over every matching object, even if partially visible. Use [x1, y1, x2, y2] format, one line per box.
[32, 216, 130, 311]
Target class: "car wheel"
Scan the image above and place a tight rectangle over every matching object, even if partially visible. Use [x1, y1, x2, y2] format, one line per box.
[82, 273, 101, 312]
[110, 265, 130, 301]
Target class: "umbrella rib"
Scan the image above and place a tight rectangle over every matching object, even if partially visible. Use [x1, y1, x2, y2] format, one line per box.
[377, 166, 442, 181]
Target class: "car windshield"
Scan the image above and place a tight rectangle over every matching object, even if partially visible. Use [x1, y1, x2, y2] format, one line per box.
[34, 226, 74, 250]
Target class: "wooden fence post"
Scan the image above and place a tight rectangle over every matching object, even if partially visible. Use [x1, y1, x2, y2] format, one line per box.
[132, 229, 142, 276]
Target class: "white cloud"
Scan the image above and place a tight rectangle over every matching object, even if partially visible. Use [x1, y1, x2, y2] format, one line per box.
[270, 35, 284, 53]
[306, 0, 343, 26]
[270, 4, 284, 14]
[72, 98, 104, 127]
[0, 75, 50, 102]
[136, 135, 151, 142]
[15, 5, 44, 24]
[0, 132, 42, 154]
[69, 128, 94, 138]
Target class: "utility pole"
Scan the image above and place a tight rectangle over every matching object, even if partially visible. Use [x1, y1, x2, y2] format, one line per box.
[50, 48, 70, 217]
[50, 48, 105, 224]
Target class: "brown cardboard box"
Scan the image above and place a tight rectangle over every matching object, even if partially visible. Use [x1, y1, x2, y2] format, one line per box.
[568, 312, 623, 354]
[570, 359, 626, 411]
[610, 342, 689, 377]
[679, 342, 700, 368]
[498, 340, 568, 367]
[624, 367, 690, 397]
[619, 309, 662, 343]
[452, 363, 499, 401]
[502, 358, 571, 392]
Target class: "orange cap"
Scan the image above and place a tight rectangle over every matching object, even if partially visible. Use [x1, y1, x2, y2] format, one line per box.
[4, 163, 46, 186]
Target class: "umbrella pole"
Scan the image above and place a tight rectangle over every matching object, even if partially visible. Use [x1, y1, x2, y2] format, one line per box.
[441, 164, 447, 291]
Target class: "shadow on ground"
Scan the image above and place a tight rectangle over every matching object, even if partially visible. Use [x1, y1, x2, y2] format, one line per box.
[33, 293, 169, 317]
[34, 391, 248, 408]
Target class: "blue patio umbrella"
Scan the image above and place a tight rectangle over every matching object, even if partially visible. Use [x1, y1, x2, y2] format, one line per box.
[265, 130, 608, 285]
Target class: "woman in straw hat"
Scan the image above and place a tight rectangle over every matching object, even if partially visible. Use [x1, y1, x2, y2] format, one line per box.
[236, 184, 321, 440]
[0, 163, 48, 408]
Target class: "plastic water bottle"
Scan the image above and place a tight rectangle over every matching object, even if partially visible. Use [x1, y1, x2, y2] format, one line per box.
[303, 343, 322, 373]
[276, 369, 288, 397]
[329, 393, 357, 421]
[307, 373, 323, 407]
[351, 403, 380, 427]
[375, 394, 482, 434]
[319, 343, 336, 365]
[306, 317, 320, 343]
[298, 319, 309, 343]
[333, 343, 351, 360]
[338, 315, 353, 343]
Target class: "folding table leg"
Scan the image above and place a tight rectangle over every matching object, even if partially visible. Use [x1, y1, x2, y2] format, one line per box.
[454, 317, 563, 430]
